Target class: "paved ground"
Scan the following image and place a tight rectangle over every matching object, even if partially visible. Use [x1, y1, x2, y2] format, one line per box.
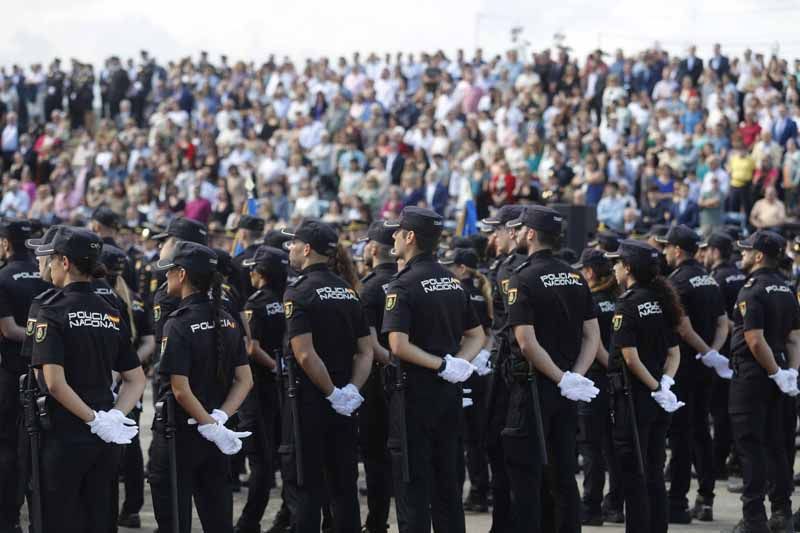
[23, 384, 767, 532]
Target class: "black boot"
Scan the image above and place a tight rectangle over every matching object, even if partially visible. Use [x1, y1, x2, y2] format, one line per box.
[118, 513, 141, 528]
[727, 519, 770, 533]
[266, 505, 292, 533]
[463, 491, 489, 513]
[767, 510, 793, 533]
[668, 505, 692, 524]
[691, 495, 713, 521]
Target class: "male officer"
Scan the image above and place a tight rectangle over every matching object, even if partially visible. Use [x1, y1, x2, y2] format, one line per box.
[728, 231, 800, 533]
[357, 221, 397, 533]
[657, 225, 728, 522]
[282, 219, 374, 533]
[0, 219, 48, 533]
[382, 206, 486, 533]
[503, 205, 601, 533]
[700, 232, 746, 480]
[233, 215, 266, 297]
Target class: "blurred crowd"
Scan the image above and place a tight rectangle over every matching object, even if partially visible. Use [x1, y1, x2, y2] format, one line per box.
[2, 43, 800, 239]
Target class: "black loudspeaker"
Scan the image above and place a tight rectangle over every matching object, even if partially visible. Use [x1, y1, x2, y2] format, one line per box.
[551, 203, 598, 255]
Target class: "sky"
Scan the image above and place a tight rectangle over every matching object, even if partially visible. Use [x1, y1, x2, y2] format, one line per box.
[3, 0, 800, 69]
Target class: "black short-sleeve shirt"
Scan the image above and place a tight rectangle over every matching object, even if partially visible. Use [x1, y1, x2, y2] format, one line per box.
[506, 250, 597, 370]
[463, 276, 492, 330]
[359, 262, 397, 349]
[244, 286, 286, 382]
[711, 262, 747, 318]
[492, 252, 526, 331]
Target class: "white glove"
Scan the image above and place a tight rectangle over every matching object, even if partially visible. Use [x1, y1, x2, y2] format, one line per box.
[437, 355, 476, 384]
[327, 387, 356, 416]
[651, 388, 686, 413]
[660, 374, 675, 392]
[557, 372, 600, 402]
[695, 350, 733, 379]
[472, 349, 493, 376]
[197, 422, 252, 455]
[188, 408, 229, 426]
[342, 384, 365, 413]
[87, 410, 138, 444]
[462, 397, 474, 408]
[770, 369, 800, 397]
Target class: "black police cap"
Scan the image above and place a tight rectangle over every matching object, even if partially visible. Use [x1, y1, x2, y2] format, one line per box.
[648, 224, 670, 239]
[440, 248, 479, 269]
[0, 219, 34, 241]
[92, 206, 120, 229]
[98, 245, 129, 272]
[25, 224, 63, 250]
[212, 248, 235, 277]
[506, 205, 564, 234]
[237, 215, 266, 233]
[451, 236, 473, 250]
[573, 247, 609, 270]
[155, 241, 219, 274]
[242, 245, 289, 274]
[605, 239, 661, 268]
[281, 219, 339, 257]
[737, 230, 786, 259]
[588, 231, 621, 252]
[263, 229, 293, 251]
[151, 217, 209, 245]
[384, 206, 444, 239]
[359, 220, 395, 247]
[699, 232, 733, 255]
[35, 227, 103, 261]
[481, 205, 526, 229]
[655, 224, 701, 252]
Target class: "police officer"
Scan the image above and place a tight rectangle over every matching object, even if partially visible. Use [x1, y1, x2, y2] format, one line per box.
[149, 241, 254, 533]
[382, 206, 486, 533]
[481, 204, 525, 533]
[604, 239, 685, 533]
[727, 231, 800, 533]
[234, 246, 288, 533]
[30, 227, 146, 533]
[90, 206, 136, 289]
[699, 232, 746, 480]
[357, 221, 397, 533]
[0, 219, 48, 533]
[282, 219, 373, 533]
[572, 247, 624, 525]
[440, 247, 493, 513]
[588, 231, 621, 253]
[656, 225, 728, 522]
[503, 205, 601, 533]
[232, 215, 266, 297]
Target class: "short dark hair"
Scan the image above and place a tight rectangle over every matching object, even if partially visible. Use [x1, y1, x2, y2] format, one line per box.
[535, 229, 561, 249]
[413, 231, 440, 254]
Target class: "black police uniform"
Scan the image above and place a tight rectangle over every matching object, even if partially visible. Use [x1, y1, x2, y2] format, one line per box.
[149, 245, 248, 533]
[232, 215, 266, 298]
[282, 244, 369, 533]
[659, 227, 725, 515]
[606, 241, 678, 533]
[235, 247, 288, 533]
[573, 248, 623, 523]
[704, 233, 746, 479]
[31, 229, 140, 533]
[503, 206, 597, 533]
[729, 233, 800, 528]
[382, 208, 480, 533]
[0, 220, 48, 532]
[357, 221, 398, 533]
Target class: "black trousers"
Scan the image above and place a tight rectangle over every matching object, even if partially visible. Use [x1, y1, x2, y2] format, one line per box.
[237, 379, 279, 530]
[462, 374, 490, 499]
[485, 371, 511, 533]
[120, 408, 144, 516]
[389, 375, 465, 533]
[149, 428, 233, 533]
[358, 366, 392, 532]
[577, 375, 623, 516]
[41, 434, 121, 533]
[0, 369, 20, 530]
[281, 387, 360, 533]
[668, 365, 715, 509]
[710, 375, 733, 476]
[502, 379, 580, 533]
[730, 377, 792, 523]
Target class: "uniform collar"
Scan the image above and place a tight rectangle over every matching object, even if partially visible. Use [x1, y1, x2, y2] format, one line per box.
[374, 262, 397, 273]
[179, 292, 208, 307]
[6, 252, 34, 263]
[62, 281, 93, 294]
[406, 253, 436, 268]
[300, 263, 329, 275]
[748, 266, 778, 279]
[528, 249, 553, 260]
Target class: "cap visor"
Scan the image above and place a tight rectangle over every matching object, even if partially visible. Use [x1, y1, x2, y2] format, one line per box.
[736, 240, 754, 250]
[34, 245, 56, 257]
[439, 259, 455, 265]
[654, 236, 669, 244]
[481, 218, 501, 226]
[241, 258, 256, 267]
[154, 259, 177, 271]
[698, 242, 709, 249]
[150, 232, 169, 241]
[383, 220, 400, 229]
[24, 237, 46, 250]
[604, 251, 622, 259]
[571, 262, 584, 269]
[587, 240, 599, 247]
[280, 228, 296, 238]
[505, 219, 523, 228]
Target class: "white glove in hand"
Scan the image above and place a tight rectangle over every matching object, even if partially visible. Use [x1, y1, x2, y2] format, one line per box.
[342, 384, 365, 413]
[557, 372, 600, 402]
[770, 369, 800, 397]
[462, 397, 474, 408]
[327, 387, 356, 416]
[188, 408, 229, 426]
[660, 374, 675, 392]
[696, 350, 733, 379]
[651, 388, 685, 413]
[438, 355, 476, 384]
[472, 349, 493, 376]
[87, 410, 138, 444]
[197, 422, 251, 455]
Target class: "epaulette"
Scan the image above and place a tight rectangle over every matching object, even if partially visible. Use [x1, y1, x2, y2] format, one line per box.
[361, 271, 376, 284]
[42, 289, 65, 306]
[391, 265, 410, 280]
[503, 254, 517, 265]
[288, 275, 306, 287]
[222, 283, 232, 292]
[34, 287, 58, 302]
[247, 289, 264, 302]
[743, 277, 755, 289]
[167, 306, 190, 318]
[618, 289, 633, 300]
[513, 259, 531, 273]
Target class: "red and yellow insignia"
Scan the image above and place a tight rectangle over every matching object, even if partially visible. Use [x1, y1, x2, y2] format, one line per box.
[385, 293, 397, 311]
[738, 301, 747, 317]
[284, 301, 293, 319]
[34, 323, 47, 343]
[612, 314, 623, 331]
[154, 305, 161, 322]
[25, 319, 36, 337]
[507, 288, 518, 305]
[160, 337, 168, 356]
[501, 279, 510, 294]
[244, 310, 253, 322]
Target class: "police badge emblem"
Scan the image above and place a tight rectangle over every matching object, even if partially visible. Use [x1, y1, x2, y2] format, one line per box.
[612, 314, 623, 331]
[507, 288, 517, 305]
[34, 323, 47, 343]
[284, 301, 293, 319]
[154, 305, 161, 322]
[738, 301, 747, 317]
[26, 319, 36, 337]
[385, 293, 397, 311]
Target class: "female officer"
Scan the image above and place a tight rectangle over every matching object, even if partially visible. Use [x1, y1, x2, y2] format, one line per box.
[605, 239, 685, 533]
[31, 227, 146, 533]
[441, 247, 493, 511]
[150, 240, 253, 533]
[235, 246, 288, 533]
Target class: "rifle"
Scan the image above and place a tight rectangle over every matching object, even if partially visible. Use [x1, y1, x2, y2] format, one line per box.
[284, 354, 304, 486]
[19, 370, 43, 533]
[527, 363, 548, 466]
[621, 365, 645, 477]
[155, 393, 180, 533]
[389, 356, 410, 483]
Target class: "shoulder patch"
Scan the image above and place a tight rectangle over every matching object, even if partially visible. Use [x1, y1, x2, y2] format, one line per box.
[150, 279, 158, 293]
[167, 307, 189, 319]
[25, 318, 36, 337]
[500, 279, 510, 294]
[288, 275, 306, 288]
[612, 314, 623, 331]
[284, 301, 294, 318]
[244, 309, 253, 322]
[618, 289, 633, 300]
[153, 304, 161, 322]
[34, 323, 47, 343]
[738, 301, 747, 317]
[385, 293, 397, 311]
[513, 259, 531, 273]
[490, 259, 500, 271]
[42, 289, 64, 306]
[160, 337, 168, 356]
[246, 289, 263, 302]
[743, 278, 755, 288]
[507, 288, 518, 305]
[361, 272, 376, 284]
